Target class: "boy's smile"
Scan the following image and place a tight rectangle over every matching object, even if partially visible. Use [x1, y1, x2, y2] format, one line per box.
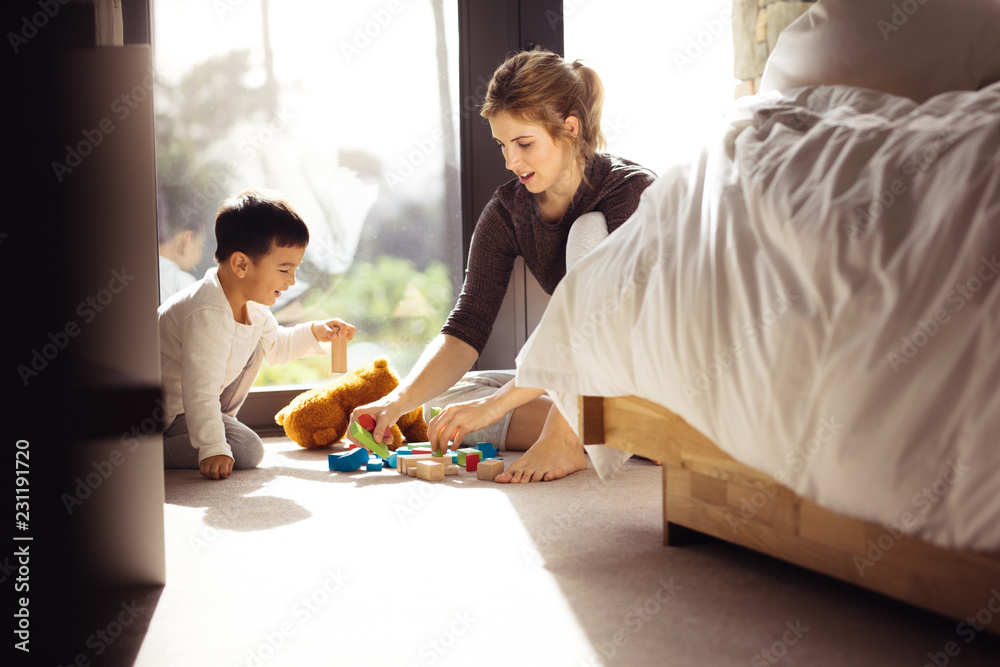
[245, 245, 306, 307]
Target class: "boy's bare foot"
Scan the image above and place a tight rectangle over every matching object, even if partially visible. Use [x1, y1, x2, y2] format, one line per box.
[495, 407, 587, 483]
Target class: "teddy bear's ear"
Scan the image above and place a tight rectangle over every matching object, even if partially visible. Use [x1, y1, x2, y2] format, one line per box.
[373, 358, 389, 369]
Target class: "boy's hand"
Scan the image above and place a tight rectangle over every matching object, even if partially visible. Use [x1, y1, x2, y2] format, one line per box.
[312, 319, 355, 343]
[200, 455, 234, 480]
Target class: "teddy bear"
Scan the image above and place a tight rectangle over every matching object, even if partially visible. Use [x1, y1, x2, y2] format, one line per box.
[275, 358, 428, 449]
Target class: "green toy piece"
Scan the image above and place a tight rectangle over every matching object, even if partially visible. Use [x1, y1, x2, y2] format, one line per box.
[349, 421, 391, 460]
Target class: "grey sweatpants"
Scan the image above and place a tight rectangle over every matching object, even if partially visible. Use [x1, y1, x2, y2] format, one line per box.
[162, 344, 265, 470]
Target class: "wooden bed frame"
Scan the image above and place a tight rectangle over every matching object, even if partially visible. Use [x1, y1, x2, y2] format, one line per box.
[579, 395, 1000, 634]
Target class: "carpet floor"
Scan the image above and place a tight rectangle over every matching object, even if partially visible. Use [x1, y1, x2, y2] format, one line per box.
[133, 437, 1000, 667]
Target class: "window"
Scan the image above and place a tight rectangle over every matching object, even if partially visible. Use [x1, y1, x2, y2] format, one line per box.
[563, 0, 737, 175]
[152, 0, 463, 387]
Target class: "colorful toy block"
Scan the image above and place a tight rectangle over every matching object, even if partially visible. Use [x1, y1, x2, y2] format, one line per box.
[349, 421, 391, 460]
[476, 442, 498, 460]
[477, 458, 504, 481]
[465, 453, 480, 472]
[331, 335, 347, 374]
[443, 464, 460, 475]
[430, 407, 444, 418]
[357, 413, 376, 431]
[329, 447, 369, 472]
[366, 458, 384, 471]
[456, 448, 480, 466]
[415, 460, 445, 481]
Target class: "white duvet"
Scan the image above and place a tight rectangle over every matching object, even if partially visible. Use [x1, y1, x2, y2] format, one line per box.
[516, 82, 1000, 552]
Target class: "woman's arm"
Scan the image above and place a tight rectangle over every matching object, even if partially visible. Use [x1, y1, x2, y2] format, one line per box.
[351, 333, 478, 445]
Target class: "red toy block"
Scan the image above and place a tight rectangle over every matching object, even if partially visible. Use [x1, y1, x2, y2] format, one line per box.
[358, 413, 376, 431]
[465, 453, 480, 472]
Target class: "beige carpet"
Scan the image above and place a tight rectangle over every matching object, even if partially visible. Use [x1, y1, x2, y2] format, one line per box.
[134, 438, 1000, 666]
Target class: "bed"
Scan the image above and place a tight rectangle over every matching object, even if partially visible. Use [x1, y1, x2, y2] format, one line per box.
[515, 3, 1000, 631]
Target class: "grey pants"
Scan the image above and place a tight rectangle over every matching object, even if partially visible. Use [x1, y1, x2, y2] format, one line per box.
[163, 344, 265, 470]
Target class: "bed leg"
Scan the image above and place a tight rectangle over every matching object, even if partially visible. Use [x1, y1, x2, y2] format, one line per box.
[662, 466, 713, 546]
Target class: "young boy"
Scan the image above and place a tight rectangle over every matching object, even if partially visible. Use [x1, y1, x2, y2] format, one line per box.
[158, 188, 354, 480]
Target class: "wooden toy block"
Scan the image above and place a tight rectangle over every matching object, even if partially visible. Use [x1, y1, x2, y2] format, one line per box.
[411, 448, 433, 456]
[428, 455, 453, 464]
[407, 466, 418, 476]
[388, 452, 398, 469]
[366, 458, 384, 471]
[456, 448, 480, 466]
[444, 464, 460, 475]
[331, 335, 347, 374]
[465, 453, 480, 472]
[476, 442, 498, 460]
[329, 447, 369, 472]
[416, 460, 445, 481]
[477, 458, 504, 481]
[349, 421, 391, 460]
[397, 454, 432, 475]
[430, 407, 444, 418]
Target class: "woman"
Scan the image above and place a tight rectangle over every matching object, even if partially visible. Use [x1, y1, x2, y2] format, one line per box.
[352, 49, 655, 482]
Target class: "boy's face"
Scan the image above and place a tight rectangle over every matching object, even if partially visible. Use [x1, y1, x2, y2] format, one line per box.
[244, 244, 305, 306]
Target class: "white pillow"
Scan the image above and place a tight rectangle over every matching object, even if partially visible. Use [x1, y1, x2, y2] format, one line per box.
[760, 0, 1000, 102]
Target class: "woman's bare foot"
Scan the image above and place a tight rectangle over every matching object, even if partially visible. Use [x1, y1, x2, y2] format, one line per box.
[495, 405, 587, 483]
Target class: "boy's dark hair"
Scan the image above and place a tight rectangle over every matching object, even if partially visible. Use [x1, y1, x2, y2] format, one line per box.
[214, 188, 309, 264]
[157, 183, 211, 244]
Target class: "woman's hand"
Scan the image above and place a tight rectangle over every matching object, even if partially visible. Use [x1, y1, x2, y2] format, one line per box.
[349, 399, 401, 447]
[427, 398, 506, 453]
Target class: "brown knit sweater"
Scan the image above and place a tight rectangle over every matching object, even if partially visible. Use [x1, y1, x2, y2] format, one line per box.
[442, 153, 656, 354]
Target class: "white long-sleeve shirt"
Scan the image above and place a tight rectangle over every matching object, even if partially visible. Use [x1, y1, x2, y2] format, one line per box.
[158, 267, 323, 461]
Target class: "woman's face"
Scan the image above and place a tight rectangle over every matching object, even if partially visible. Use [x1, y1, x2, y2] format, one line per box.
[489, 111, 579, 198]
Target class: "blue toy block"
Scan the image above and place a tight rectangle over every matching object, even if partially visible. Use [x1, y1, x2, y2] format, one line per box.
[349, 421, 391, 459]
[329, 447, 369, 472]
[366, 457, 384, 471]
[388, 452, 399, 469]
[476, 442, 498, 460]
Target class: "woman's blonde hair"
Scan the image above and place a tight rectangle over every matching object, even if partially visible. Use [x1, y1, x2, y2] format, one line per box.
[480, 50, 606, 171]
